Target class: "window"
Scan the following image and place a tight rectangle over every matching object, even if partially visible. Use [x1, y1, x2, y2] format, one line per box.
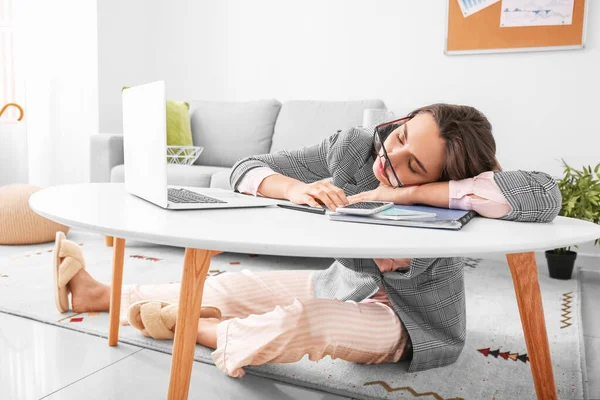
[0, 0, 18, 123]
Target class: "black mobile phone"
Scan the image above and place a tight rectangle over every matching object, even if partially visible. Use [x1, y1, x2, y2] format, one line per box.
[277, 203, 327, 215]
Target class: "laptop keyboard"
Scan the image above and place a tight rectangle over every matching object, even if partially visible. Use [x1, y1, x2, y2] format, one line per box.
[168, 188, 227, 204]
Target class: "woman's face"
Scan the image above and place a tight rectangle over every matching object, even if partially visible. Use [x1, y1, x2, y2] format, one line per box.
[372, 113, 446, 187]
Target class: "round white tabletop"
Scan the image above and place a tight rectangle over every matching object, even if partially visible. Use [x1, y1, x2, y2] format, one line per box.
[30, 183, 600, 258]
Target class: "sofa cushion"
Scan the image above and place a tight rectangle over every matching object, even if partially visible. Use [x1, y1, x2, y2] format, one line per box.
[110, 164, 230, 188]
[269, 100, 386, 153]
[188, 99, 281, 168]
[209, 170, 233, 190]
[165, 99, 194, 147]
[0, 184, 69, 245]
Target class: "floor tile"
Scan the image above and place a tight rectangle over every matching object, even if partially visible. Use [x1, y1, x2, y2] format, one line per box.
[580, 267, 600, 400]
[583, 335, 600, 399]
[580, 268, 600, 339]
[45, 349, 349, 400]
[0, 312, 140, 400]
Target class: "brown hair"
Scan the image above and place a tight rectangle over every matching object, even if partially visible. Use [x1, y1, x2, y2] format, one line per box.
[406, 103, 501, 181]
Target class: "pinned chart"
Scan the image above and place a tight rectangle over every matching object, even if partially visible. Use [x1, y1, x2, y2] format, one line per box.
[457, 0, 500, 17]
[500, 0, 575, 27]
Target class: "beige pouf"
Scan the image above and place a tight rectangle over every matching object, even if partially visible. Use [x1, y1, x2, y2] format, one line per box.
[0, 184, 69, 245]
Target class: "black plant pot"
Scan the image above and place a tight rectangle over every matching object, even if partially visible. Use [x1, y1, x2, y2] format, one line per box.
[545, 250, 577, 280]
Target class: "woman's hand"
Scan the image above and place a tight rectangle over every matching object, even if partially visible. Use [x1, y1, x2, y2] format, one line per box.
[285, 181, 349, 211]
[348, 184, 417, 205]
[374, 258, 412, 272]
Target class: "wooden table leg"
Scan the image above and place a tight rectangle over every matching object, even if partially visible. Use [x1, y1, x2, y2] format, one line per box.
[108, 237, 126, 346]
[105, 236, 114, 247]
[168, 248, 212, 400]
[506, 252, 557, 400]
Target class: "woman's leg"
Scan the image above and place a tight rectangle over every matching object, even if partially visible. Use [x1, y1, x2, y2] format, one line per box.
[68, 263, 410, 378]
[68, 269, 111, 313]
[67, 267, 315, 322]
[211, 298, 410, 378]
[121, 269, 314, 321]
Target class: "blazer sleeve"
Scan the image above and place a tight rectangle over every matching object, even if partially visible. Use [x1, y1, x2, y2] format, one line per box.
[229, 127, 370, 191]
[493, 170, 562, 223]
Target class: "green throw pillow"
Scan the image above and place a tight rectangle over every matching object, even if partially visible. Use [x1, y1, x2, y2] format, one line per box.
[122, 86, 193, 147]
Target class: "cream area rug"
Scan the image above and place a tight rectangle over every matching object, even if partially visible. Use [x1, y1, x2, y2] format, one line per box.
[0, 230, 585, 400]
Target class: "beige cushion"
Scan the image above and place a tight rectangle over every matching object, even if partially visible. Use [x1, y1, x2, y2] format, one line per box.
[0, 184, 69, 245]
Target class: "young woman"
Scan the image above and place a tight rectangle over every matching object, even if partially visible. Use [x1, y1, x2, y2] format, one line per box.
[54, 103, 561, 377]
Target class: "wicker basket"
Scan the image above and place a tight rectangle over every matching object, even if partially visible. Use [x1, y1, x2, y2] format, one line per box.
[166, 146, 203, 165]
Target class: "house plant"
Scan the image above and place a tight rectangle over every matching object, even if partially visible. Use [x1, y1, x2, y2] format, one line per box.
[546, 160, 600, 279]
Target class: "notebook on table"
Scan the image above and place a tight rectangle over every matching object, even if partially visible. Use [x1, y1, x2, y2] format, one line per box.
[328, 205, 477, 231]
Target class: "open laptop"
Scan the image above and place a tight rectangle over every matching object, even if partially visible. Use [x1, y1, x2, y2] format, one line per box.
[122, 81, 278, 210]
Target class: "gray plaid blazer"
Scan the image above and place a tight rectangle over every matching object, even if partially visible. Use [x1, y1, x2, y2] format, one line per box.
[229, 127, 561, 372]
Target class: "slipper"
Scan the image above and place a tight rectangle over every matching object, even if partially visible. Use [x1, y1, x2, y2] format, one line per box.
[127, 300, 222, 340]
[53, 231, 86, 313]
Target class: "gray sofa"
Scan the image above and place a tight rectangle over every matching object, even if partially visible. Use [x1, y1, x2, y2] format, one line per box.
[90, 99, 386, 188]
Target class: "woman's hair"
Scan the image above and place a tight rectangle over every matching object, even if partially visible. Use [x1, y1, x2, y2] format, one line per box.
[402, 103, 501, 181]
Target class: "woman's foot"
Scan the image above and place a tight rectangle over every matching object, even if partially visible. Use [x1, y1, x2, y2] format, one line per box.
[69, 269, 111, 313]
[54, 232, 111, 313]
[127, 300, 221, 346]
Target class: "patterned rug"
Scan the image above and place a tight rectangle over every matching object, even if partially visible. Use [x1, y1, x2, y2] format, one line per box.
[0, 230, 585, 400]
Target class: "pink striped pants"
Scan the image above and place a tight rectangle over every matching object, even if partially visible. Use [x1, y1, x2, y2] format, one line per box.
[121, 269, 410, 377]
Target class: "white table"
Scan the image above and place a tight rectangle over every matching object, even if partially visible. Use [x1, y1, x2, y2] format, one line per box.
[30, 183, 600, 400]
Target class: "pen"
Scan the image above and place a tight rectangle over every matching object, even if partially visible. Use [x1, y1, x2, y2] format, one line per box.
[277, 203, 327, 215]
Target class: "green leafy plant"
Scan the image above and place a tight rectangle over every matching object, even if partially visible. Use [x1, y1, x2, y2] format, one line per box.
[554, 159, 600, 253]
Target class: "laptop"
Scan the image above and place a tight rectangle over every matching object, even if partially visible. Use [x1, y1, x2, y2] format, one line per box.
[122, 81, 279, 210]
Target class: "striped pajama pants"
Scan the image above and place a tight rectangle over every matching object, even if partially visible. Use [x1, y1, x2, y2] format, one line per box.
[120, 269, 410, 377]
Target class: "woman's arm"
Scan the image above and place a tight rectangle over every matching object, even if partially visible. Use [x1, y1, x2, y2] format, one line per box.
[230, 138, 333, 192]
[256, 174, 307, 201]
[412, 171, 561, 223]
[237, 167, 279, 196]
[350, 170, 560, 222]
[237, 167, 348, 210]
[493, 170, 561, 223]
[348, 172, 508, 215]
[229, 128, 369, 191]
[412, 171, 511, 218]
[235, 165, 302, 200]
[230, 128, 372, 209]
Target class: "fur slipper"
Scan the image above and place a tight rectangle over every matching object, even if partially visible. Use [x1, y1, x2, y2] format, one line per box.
[53, 231, 86, 313]
[127, 300, 222, 340]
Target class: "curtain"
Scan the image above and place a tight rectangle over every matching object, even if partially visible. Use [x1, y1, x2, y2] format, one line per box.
[8, 0, 98, 187]
[0, 0, 28, 186]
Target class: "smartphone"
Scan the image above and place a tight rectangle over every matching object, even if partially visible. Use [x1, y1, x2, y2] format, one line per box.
[277, 203, 326, 215]
[335, 201, 394, 215]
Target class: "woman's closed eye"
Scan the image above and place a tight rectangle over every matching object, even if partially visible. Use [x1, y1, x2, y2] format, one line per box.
[396, 132, 418, 174]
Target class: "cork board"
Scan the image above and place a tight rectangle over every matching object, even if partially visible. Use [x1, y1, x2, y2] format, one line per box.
[446, 0, 588, 54]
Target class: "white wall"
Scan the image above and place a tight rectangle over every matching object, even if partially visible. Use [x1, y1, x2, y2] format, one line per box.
[15, 0, 98, 186]
[98, 0, 600, 178]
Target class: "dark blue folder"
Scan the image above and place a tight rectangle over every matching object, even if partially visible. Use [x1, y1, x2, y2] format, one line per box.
[328, 205, 477, 230]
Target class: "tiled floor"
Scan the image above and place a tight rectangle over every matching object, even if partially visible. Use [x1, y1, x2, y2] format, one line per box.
[1, 258, 599, 400]
[580, 265, 600, 398]
[0, 313, 346, 400]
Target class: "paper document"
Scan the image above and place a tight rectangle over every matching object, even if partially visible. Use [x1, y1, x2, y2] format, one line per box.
[457, 0, 500, 17]
[372, 206, 436, 221]
[500, 0, 574, 27]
